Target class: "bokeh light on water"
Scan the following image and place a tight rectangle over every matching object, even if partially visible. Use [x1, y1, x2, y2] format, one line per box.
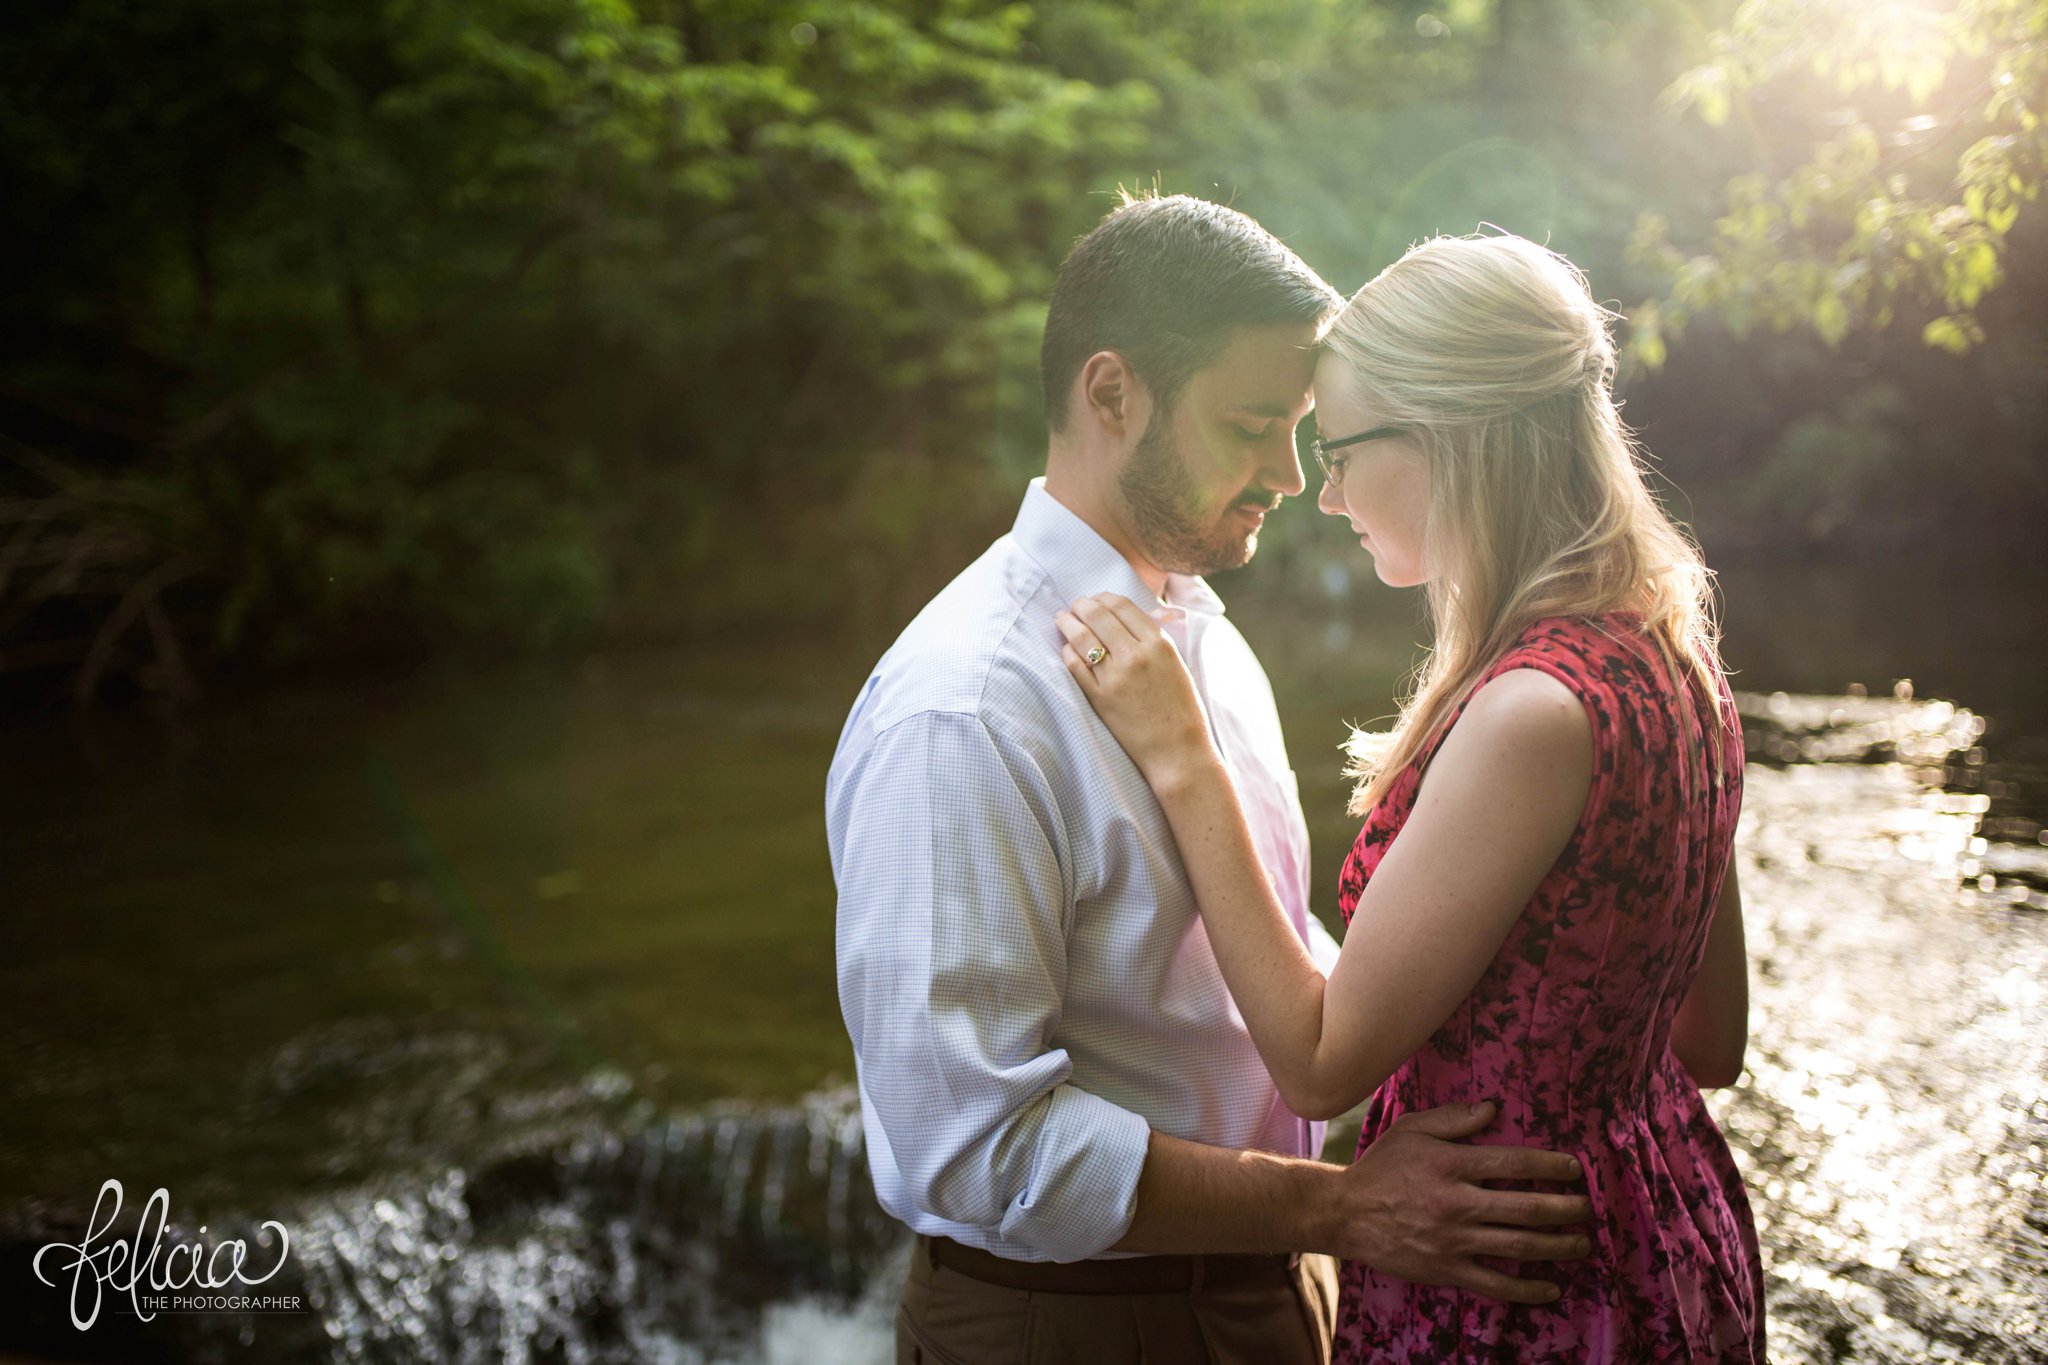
[1723, 690, 2047, 1362]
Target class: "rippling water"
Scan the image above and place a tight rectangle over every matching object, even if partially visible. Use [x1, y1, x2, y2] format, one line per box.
[3, 614, 2044, 1361]
[1719, 693, 2047, 1364]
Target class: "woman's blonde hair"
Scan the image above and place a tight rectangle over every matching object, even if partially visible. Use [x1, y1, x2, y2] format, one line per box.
[1327, 232, 1729, 816]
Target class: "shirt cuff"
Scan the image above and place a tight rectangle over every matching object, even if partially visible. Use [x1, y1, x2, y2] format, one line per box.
[998, 1083, 1152, 1262]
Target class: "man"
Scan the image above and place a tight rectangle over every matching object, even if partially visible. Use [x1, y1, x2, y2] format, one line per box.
[827, 194, 1590, 1365]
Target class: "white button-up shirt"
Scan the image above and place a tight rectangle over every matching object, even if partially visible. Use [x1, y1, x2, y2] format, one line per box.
[827, 478, 1340, 1263]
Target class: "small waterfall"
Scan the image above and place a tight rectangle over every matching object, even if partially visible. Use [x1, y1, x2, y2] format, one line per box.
[59, 1086, 907, 1364]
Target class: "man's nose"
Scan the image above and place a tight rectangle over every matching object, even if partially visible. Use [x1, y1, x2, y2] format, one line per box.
[1264, 436, 1308, 499]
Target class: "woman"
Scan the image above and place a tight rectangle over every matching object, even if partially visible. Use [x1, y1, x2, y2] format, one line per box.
[1053, 233, 1765, 1362]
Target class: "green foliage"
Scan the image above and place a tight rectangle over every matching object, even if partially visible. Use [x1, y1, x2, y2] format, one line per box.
[1744, 385, 1910, 543]
[1, 0, 2041, 696]
[0, 0, 1171, 671]
[212, 375, 608, 656]
[1632, 0, 2046, 361]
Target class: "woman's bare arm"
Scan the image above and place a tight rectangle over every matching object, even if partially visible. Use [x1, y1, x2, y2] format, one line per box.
[1671, 856, 1749, 1087]
[1284, 669, 1592, 1117]
[1058, 589, 1594, 1123]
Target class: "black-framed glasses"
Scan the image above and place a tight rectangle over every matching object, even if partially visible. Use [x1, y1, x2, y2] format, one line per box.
[1309, 424, 1408, 487]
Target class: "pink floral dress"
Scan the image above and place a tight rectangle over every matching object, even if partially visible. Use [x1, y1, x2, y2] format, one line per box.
[1332, 615, 1766, 1363]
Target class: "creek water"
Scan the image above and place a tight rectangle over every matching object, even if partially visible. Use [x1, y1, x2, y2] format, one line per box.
[2, 555, 2043, 1363]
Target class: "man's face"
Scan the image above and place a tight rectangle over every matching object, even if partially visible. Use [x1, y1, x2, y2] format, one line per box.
[1116, 322, 1319, 577]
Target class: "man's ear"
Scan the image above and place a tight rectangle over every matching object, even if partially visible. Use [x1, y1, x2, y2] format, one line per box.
[1078, 350, 1149, 441]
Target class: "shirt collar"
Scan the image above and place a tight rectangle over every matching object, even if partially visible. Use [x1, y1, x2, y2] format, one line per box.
[1012, 478, 1227, 619]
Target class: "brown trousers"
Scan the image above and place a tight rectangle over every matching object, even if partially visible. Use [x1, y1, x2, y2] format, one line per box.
[895, 1237, 1339, 1365]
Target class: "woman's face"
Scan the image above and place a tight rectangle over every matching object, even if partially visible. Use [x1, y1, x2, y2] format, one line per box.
[1312, 354, 1432, 588]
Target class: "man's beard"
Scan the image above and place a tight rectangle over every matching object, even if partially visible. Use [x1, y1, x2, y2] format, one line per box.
[1117, 410, 1275, 577]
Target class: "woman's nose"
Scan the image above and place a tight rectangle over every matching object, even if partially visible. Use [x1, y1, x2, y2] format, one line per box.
[1317, 477, 1346, 517]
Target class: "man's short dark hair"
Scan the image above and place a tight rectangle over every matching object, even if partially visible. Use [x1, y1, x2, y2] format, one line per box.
[1040, 193, 1344, 431]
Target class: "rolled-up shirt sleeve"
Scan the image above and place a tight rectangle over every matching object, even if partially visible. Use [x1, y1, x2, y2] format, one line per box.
[831, 708, 1151, 1262]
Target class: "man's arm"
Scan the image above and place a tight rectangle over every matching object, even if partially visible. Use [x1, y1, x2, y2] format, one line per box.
[831, 708, 1149, 1262]
[1113, 1102, 1592, 1305]
[832, 707, 1591, 1288]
